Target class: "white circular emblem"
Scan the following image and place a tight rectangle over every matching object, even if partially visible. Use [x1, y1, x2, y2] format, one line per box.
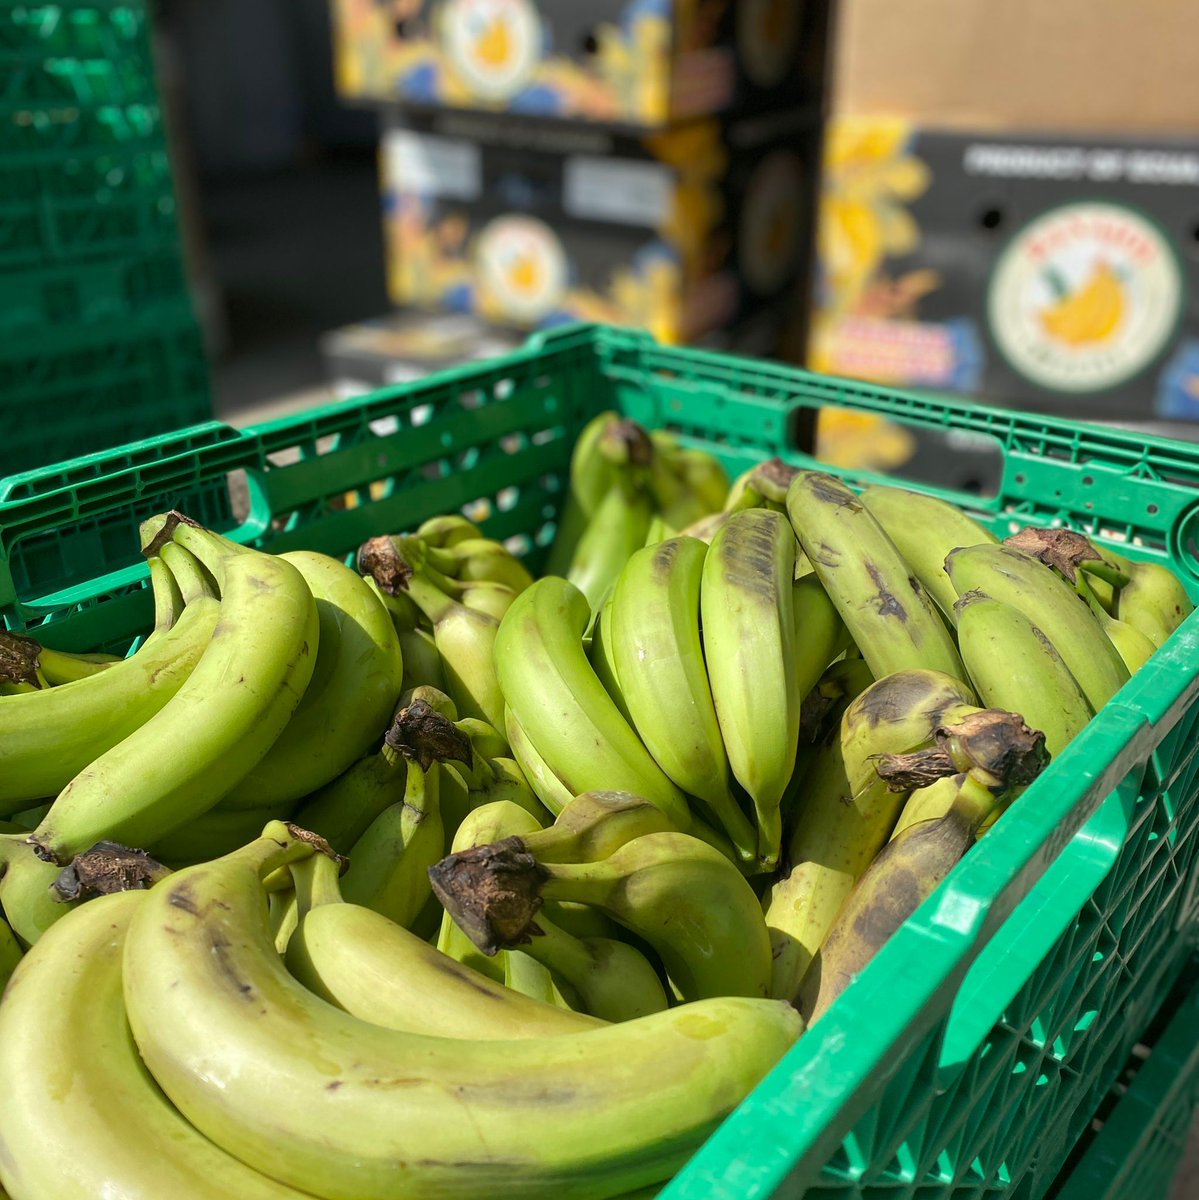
[441, 0, 542, 102]
[987, 202, 1183, 393]
[475, 216, 568, 323]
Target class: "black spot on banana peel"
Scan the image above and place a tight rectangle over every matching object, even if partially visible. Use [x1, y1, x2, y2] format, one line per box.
[428, 836, 548, 956]
[385, 699, 473, 772]
[866, 562, 907, 621]
[749, 458, 800, 505]
[52, 840, 172, 903]
[0, 631, 42, 687]
[357, 536, 414, 596]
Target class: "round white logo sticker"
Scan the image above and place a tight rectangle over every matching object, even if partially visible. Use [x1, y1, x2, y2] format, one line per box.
[987, 201, 1183, 394]
[475, 215, 568, 324]
[441, 0, 542, 102]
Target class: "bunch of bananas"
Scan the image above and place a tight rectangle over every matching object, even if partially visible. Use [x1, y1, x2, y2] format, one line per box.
[0, 414, 1192, 1200]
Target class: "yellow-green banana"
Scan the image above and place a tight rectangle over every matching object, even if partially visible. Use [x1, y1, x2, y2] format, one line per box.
[0, 593, 220, 814]
[701, 509, 801, 868]
[432, 831, 772, 1001]
[496, 577, 692, 829]
[26, 516, 319, 868]
[1112, 555, 1195, 647]
[0, 888, 311, 1199]
[786, 471, 966, 681]
[946, 543, 1129, 710]
[859, 483, 999, 621]
[123, 824, 801, 1200]
[765, 669, 978, 1002]
[801, 770, 1009, 1023]
[219, 550, 404, 811]
[285, 852, 602, 1038]
[505, 704, 575, 816]
[955, 592, 1094, 757]
[567, 472, 656, 612]
[544, 410, 622, 578]
[612, 537, 758, 863]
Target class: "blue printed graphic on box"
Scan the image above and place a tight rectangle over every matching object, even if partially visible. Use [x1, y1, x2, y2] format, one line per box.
[1156, 340, 1199, 420]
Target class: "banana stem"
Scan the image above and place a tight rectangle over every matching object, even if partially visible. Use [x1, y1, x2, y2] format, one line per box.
[385, 699, 473, 773]
[0, 631, 42, 688]
[290, 850, 345, 919]
[50, 840, 171, 903]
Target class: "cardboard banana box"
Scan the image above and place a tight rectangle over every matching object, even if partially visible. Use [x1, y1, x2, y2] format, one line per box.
[810, 119, 1199, 423]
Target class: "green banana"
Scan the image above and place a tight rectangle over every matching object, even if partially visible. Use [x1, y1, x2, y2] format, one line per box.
[496, 576, 692, 830]
[0, 594, 220, 814]
[150, 802, 293, 865]
[955, 592, 1094, 757]
[765, 669, 978, 1002]
[338, 702, 469, 930]
[361, 535, 504, 729]
[0, 889, 312, 1200]
[291, 718, 407, 856]
[432, 830, 772, 1001]
[700, 509, 801, 868]
[544, 410, 623, 578]
[505, 705, 576, 816]
[520, 910, 669, 1022]
[588, 592, 636, 725]
[946, 543, 1129, 710]
[567, 473, 656, 612]
[159, 539, 220, 603]
[427, 537, 535, 593]
[653, 437, 730, 515]
[286, 852, 602, 1037]
[787, 471, 966, 681]
[612, 537, 758, 863]
[801, 770, 1009, 1023]
[124, 824, 801, 1200]
[888, 774, 964, 842]
[1112, 554, 1194, 647]
[859, 484, 999, 621]
[219, 550, 404, 811]
[416, 514, 483, 548]
[1075, 571, 1158, 674]
[0, 915, 21, 990]
[521, 790, 682, 863]
[25, 516, 320, 868]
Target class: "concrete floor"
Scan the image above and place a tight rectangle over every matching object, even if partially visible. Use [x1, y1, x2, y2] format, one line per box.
[200, 158, 1199, 1200]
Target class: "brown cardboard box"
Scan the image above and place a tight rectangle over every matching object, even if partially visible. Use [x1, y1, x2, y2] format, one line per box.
[834, 0, 1199, 136]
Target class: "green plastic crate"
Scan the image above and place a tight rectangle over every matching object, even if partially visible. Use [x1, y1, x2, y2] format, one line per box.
[0, 308, 210, 479]
[1052, 963, 1199, 1200]
[4, 324, 1199, 1197]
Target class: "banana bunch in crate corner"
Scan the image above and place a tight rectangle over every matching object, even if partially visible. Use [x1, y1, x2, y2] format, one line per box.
[0, 413, 1193, 1200]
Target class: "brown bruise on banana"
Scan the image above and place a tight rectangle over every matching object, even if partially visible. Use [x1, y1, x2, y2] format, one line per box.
[865, 562, 908, 622]
[805, 473, 861, 511]
[751, 458, 800, 503]
[850, 671, 970, 731]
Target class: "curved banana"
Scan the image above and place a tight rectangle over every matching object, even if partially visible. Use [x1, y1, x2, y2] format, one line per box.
[544, 410, 622, 578]
[432, 830, 772, 1001]
[1074, 572, 1157, 674]
[801, 771, 1005, 1023]
[219, 551, 404, 811]
[612, 537, 758, 863]
[426, 537, 535, 593]
[567, 473, 655, 612]
[520, 910, 669, 1022]
[521, 790, 682, 863]
[0, 889, 310, 1200]
[496, 577, 692, 830]
[125, 831, 799, 1200]
[701, 509, 801, 868]
[416, 514, 483, 548]
[786, 471, 966, 681]
[889, 774, 963, 842]
[955, 592, 1094, 757]
[285, 853, 602, 1037]
[859, 484, 999, 620]
[362, 536, 504, 729]
[505, 705, 575, 816]
[0, 595, 220, 814]
[26, 517, 320, 866]
[1110, 552, 1195, 648]
[766, 669, 978, 1002]
[587, 593, 636, 725]
[946, 543, 1129, 710]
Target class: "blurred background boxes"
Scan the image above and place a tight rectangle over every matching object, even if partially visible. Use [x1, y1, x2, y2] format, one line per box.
[809, 0, 1199, 432]
[379, 106, 821, 345]
[331, 0, 832, 128]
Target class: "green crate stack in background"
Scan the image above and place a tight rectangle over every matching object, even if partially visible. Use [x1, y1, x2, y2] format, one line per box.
[0, 0, 211, 478]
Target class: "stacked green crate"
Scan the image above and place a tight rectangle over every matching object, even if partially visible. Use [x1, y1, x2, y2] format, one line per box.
[0, 0, 210, 477]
